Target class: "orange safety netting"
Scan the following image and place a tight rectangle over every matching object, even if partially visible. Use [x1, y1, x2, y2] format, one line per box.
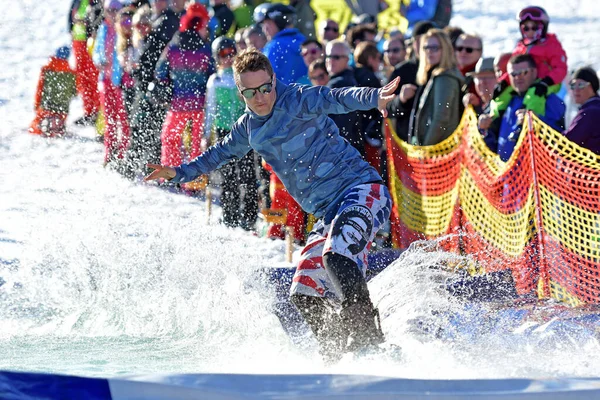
[385, 108, 600, 304]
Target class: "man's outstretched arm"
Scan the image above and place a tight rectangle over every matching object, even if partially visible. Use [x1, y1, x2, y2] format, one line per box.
[301, 77, 399, 117]
[145, 118, 252, 183]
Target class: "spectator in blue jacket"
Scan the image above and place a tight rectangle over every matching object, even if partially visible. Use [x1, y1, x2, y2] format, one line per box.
[479, 54, 565, 161]
[253, 2, 307, 84]
[563, 67, 600, 155]
[145, 49, 400, 362]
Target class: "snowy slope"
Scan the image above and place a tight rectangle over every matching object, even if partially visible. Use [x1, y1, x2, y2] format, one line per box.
[1, 0, 600, 381]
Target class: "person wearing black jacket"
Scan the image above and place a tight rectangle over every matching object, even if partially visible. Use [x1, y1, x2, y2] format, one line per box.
[325, 39, 363, 156]
[385, 20, 436, 142]
[353, 41, 384, 172]
[124, 0, 186, 178]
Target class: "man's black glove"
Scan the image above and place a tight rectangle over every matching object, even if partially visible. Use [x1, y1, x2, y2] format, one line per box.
[532, 77, 554, 97]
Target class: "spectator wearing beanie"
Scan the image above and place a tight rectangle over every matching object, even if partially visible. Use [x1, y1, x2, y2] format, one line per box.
[563, 67, 600, 155]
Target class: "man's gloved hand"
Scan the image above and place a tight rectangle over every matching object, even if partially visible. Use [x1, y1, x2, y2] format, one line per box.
[532, 77, 554, 97]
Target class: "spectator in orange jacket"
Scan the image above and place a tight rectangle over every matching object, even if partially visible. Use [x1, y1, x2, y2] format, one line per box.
[29, 47, 77, 136]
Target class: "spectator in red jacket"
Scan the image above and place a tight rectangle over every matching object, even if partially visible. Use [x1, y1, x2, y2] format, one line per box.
[29, 47, 77, 136]
[563, 67, 600, 155]
[508, 6, 567, 117]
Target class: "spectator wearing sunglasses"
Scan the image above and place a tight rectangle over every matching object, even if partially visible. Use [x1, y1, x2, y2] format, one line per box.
[385, 20, 436, 142]
[382, 37, 406, 79]
[401, 28, 464, 146]
[563, 67, 600, 155]
[145, 49, 401, 361]
[479, 54, 565, 161]
[493, 6, 567, 120]
[308, 60, 329, 86]
[297, 39, 324, 84]
[204, 37, 257, 229]
[325, 40, 363, 156]
[455, 33, 483, 92]
[319, 19, 340, 44]
[253, 3, 307, 85]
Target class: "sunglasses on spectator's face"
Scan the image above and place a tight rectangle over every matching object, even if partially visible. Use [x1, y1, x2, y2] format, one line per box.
[570, 81, 591, 90]
[239, 77, 274, 99]
[310, 72, 327, 81]
[384, 47, 404, 54]
[324, 26, 339, 33]
[302, 48, 320, 56]
[326, 54, 347, 60]
[219, 48, 236, 58]
[423, 45, 440, 52]
[509, 68, 531, 77]
[456, 46, 481, 53]
[521, 24, 539, 32]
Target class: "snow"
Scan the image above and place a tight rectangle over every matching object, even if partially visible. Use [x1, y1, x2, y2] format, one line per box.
[0, 0, 599, 385]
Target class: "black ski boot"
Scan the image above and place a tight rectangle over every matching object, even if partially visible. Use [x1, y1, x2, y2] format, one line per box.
[323, 252, 385, 354]
[290, 294, 348, 364]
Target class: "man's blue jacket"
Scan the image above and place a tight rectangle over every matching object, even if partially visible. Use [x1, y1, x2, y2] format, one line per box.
[262, 28, 307, 85]
[172, 79, 383, 219]
[495, 92, 565, 161]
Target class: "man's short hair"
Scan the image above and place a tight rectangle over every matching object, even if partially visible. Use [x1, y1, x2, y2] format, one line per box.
[243, 25, 265, 40]
[509, 54, 537, 70]
[457, 33, 483, 51]
[326, 39, 351, 56]
[301, 39, 323, 50]
[309, 59, 326, 73]
[354, 41, 380, 67]
[346, 23, 377, 48]
[233, 49, 274, 81]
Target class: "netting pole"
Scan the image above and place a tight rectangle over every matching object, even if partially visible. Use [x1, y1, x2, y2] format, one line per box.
[526, 112, 550, 298]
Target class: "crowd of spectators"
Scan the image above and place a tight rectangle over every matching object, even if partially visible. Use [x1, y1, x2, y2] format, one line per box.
[30, 0, 600, 245]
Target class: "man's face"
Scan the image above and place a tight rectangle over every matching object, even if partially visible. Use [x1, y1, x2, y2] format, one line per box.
[383, 38, 405, 67]
[262, 19, 279, 41]
[325, 44, 349, 76]
[237, 70, 277, 116]
[246, 32, 267, 51]
[321, 20, 339, 42]
[508, 61, 537, 94]
[171, 0, 186, 12]
[455, 36, 482, 68]
[474, 71, 497, 103]
[301, 43, 323, 67]
[309, 67, 329, 86]
[570, 78, 595, 105]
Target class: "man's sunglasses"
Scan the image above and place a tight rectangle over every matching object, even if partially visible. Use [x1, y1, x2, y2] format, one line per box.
[509, 68, 531, 78]
[310, 72, 327, 81]
[570, 81, 591, 90]
[456, 46, 481, 53]
[239, 77, 274, 99]
[324, 26, 339, 33]
[326, 54, 347, 60]
[302, 48, 321, 56]
[384, 47, 404, 54]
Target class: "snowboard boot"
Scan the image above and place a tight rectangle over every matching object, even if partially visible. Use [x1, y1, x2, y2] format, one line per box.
[323, 252, 385, 353]
[339, 298, 385, 354]
[290, 294, 348, 364]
